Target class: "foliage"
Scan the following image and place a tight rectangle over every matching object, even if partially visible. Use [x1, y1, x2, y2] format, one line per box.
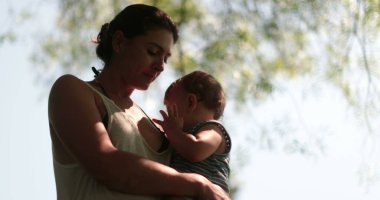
[22, 0, 380, 157]
[25, 0, 379, 107]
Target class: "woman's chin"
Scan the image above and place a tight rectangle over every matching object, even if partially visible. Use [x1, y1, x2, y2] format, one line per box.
[136, 84, 150, 91]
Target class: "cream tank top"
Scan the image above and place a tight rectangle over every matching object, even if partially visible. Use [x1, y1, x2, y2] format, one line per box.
[53, 83, 171, 200]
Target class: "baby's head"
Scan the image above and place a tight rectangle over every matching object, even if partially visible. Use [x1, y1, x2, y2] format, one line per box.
[165, 70, 225, 119]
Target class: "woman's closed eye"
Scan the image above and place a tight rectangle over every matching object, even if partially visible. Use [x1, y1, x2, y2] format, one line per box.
[147, 49, 159, 56]
[148, 49, 169, 63]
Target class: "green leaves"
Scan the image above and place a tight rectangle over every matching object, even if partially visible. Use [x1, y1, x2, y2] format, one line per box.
[29, 0, 379, 125]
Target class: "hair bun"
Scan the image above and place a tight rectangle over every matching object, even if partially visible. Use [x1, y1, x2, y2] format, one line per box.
[97, 23, 110, 43]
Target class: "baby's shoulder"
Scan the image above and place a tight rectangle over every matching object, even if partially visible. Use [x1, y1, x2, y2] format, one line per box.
[192, 120, 227, 135]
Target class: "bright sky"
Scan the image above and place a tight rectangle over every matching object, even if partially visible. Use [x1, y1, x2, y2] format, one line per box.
[1, 1, 380, 200]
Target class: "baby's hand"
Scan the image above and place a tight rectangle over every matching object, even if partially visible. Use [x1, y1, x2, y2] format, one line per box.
[152, 104, 183, 135]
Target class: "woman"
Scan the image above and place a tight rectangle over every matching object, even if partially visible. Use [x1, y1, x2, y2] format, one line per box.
[48, 4, 230, 200]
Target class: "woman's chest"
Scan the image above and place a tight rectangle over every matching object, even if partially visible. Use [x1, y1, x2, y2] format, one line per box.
[110, 105, 165, 154]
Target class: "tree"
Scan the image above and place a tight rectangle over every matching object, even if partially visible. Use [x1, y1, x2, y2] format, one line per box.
[33, 0, 379, 135]
[30, 0, 380, 107]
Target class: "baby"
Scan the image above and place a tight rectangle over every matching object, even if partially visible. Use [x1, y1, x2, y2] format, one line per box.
[154, 70, 232, 199]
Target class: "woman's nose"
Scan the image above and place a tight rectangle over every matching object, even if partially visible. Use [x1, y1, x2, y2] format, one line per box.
[154, 57, 165, 71]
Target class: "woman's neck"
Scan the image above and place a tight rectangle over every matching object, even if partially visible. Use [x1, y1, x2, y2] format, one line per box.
[95, 67, 134, 107]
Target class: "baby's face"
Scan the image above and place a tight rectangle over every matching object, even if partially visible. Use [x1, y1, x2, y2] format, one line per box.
[164, 80, 188, 118]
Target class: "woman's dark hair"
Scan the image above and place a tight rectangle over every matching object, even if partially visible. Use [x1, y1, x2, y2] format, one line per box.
[95, 4, 178, 65]
[170, 70, 226, 119]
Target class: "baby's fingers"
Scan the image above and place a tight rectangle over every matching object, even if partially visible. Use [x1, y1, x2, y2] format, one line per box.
[159, 110, 169, 120]
[167, 104, 178, 118]
[172, 104, 179, 118]
[152, 118, 163, 126]
[166, 105, 173, 117]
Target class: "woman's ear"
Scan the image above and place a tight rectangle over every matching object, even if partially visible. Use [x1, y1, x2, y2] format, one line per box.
[187, 93, 198, 111]
[112, 30, 125, 53]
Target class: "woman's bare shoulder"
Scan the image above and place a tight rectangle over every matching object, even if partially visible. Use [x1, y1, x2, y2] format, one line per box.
[49, 74, 92, 97]
[52, 74, 86, 88]
[48, 74, 96, 117]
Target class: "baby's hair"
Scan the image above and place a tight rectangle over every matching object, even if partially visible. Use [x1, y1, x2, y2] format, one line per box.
[173, 70, 226, 119]
[95, 4, 178, 65]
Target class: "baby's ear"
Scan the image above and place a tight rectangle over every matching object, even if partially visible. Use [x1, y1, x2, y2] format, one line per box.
[187, 93, 198, 111]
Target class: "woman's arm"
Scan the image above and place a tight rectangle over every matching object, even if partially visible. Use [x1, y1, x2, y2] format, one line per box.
[48, 75, 228, 199]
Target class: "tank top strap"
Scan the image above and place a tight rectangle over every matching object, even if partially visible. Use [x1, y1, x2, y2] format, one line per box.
[85, 82, 122, 111]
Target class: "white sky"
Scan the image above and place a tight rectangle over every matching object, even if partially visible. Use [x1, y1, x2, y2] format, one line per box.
[1, 0, 380, 200]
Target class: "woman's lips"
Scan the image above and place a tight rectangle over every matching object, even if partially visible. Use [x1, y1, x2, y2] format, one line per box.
[144, 72, 156, 81]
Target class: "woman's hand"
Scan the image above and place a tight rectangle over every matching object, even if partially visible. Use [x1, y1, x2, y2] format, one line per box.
[196, 176, 231, 200]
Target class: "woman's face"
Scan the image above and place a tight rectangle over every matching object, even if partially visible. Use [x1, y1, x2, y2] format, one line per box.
[115, 28, 174, 90]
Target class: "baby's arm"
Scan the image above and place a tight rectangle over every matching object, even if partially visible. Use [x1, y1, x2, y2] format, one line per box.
[153, 107, 223, 162]
[171, 124, 223, 162]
